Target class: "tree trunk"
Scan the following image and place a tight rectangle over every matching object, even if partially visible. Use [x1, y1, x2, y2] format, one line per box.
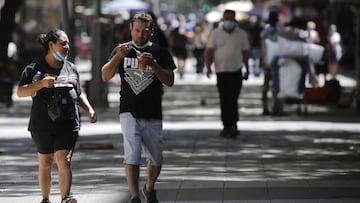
[0, 0, 24, 62]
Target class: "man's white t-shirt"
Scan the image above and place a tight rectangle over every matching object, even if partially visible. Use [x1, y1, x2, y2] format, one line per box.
[207, 26, 250, 73]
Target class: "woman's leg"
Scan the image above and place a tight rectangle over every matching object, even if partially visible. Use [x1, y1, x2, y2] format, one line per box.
[55, 149, 73, 199]
[38, 153, 54, 200]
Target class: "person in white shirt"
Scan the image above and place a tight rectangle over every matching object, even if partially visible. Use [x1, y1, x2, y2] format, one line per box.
[205, 9, 250, 138]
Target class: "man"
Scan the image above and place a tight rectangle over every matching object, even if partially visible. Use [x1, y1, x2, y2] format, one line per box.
[205, 9, 250, 138]
[101, 12, 176, 203]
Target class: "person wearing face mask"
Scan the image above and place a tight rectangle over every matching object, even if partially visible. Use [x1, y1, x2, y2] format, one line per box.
[205, 9, 250, 138]
[102, 12, 176, 203]
[17, 29, 97, 203]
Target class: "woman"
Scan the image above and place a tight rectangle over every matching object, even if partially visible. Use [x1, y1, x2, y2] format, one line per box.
[17, 29, 97, 203]
[192, 21, 209, 75]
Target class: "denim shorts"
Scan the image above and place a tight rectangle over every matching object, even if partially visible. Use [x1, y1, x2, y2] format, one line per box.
[119, 112, 163, 165]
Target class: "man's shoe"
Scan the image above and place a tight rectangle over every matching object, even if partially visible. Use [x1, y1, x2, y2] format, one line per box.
[40, 199, 51, 203]
[228, 128, 240, 138]
[219, 128, 232, 138]
[142, 184, 158, 203]
[130, 196, 141, 203]
[262, 108, 270, 115]
[272, 110, 287, 116]
[61, 194, 77, 203]
[219, 129, 228, 137]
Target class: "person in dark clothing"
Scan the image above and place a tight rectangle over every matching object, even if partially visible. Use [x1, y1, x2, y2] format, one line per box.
[112, 19, 131, 49]
[192, 21, 209, 75]
[147, 11, 169, 49]
[248, 15, 263, 77]
[168, 23, 188, 78]
[17, 29, 97, 203]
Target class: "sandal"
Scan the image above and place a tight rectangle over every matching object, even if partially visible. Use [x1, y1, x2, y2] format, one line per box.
[61, 194, 77, 203]
[41, 199, 51, 203]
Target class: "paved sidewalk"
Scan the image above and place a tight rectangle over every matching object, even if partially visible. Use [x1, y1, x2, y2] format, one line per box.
[1, 71, 360, 203]
[2, 121, 360, 203]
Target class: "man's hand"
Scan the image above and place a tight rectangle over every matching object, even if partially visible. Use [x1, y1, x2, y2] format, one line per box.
[242, 69, 249, 80]
[116, 43, 130, 58]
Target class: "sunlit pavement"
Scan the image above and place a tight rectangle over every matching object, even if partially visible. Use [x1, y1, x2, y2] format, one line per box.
[1, 59, 360, 203]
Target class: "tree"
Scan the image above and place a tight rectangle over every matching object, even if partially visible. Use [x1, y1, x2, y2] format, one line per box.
[0, 0, 24, 63]
[0, 0, 23, 106]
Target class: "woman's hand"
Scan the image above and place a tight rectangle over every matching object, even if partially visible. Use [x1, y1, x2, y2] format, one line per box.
[41, 75, 57, 88]
[88, 109, 97, 123]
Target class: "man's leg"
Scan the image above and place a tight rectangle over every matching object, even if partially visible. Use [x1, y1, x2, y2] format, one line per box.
[142, 164, 161, 202]
[217, 71, 241, 136]
[141, 120, 163, 202]
[262, 66, 271, 115]
[125, 164, 140, 199]
[120, 113, 142, 200]
[145, 164, 161, 191]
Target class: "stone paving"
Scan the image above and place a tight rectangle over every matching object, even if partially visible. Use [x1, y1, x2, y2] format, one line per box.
[1, 68, 360, 203]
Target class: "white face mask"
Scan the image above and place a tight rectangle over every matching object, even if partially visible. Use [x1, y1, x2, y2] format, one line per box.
[130, 40, 152, 49]
[223, 20, 236, 30]
[53, 51, 67, 62]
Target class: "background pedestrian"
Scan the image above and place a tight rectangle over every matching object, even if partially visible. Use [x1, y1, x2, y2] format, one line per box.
[205, 9, 250, 138]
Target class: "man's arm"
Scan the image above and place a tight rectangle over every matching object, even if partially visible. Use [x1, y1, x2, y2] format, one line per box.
[242, 49, 250, 80]
[151, 61, 174, 87]
[101, 43, 129, 81]
[139, 52, 174, 87]
[205, 47, 214, 78]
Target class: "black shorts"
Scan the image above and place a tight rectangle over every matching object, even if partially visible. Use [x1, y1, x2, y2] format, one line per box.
[173, 47, 187, 59]
[31, 130, 78, 154]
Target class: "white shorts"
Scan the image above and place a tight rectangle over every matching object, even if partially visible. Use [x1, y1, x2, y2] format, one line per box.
[119, 112, 163, 165]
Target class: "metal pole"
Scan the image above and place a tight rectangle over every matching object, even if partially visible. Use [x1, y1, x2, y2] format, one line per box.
[89, 0, 110, 107]
[61, 0, 69, 33]
[61, 0, 76, 61]
[355, 7, 360, 111]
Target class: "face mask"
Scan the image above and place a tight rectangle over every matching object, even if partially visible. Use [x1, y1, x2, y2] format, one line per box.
[53, 51, 67, 62]
[130, 40, 152, 49]
[223, 20, 236, 30]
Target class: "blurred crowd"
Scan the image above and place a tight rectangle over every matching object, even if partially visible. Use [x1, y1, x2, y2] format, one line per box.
[94, 8, 346, 83]
[2, 2, 354, 110]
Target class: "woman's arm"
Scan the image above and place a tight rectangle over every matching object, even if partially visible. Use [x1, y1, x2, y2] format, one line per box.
[78, 92, 97, 123]
[17, 76, 56, 97]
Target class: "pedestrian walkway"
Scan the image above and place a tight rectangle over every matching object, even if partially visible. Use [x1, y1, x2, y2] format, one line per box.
[1, 68, 360, 203]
